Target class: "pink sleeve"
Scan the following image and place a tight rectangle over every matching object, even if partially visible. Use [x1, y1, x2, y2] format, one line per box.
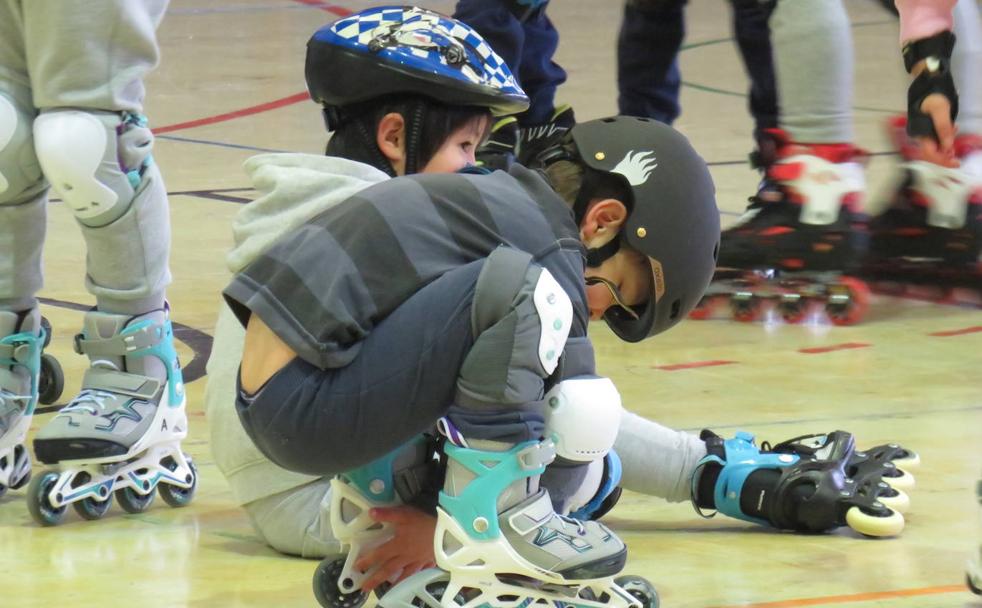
[895, 0, 956, 44]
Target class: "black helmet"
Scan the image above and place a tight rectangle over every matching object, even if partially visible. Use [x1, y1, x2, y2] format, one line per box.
[306, 6, 529, 121]
[560, 117, 720, 341]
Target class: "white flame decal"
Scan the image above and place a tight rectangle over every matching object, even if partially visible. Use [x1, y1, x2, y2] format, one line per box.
[611, 150, 658, 186]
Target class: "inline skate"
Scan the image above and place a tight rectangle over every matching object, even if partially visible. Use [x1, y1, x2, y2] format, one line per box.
[692, 129, 872, 325]
[692, 430, 917, 537]
[27, 306, 196, 525]
[312, 436, 438, 608]
[864, 116, 982, 306]
[0, 308, 64, 498]
[378, 427, 658, 608]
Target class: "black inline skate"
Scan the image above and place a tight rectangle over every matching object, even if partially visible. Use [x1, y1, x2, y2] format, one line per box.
[691, 430, 918, 537]
[692, 129, 872, 325]
[864, 116, 982, 306]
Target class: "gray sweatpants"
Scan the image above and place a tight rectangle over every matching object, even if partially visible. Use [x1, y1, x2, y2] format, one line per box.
[953, 0, 982, 136]
[0, 0, 171, 315]
[770, 0, 854, 143]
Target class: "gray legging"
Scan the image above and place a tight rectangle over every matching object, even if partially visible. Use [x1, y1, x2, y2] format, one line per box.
[0, 0, 171, 315]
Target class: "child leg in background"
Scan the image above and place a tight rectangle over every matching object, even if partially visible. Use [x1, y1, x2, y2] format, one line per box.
[0, 0, 195, 525]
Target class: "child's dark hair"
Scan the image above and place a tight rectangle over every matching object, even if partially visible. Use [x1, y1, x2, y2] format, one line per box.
[542, 139, 634, 223]
[325, 94, 491, 175]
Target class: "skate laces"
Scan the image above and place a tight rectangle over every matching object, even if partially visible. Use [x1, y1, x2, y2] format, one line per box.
[62, 388, 117, 415]
[556, 513, 587, 535]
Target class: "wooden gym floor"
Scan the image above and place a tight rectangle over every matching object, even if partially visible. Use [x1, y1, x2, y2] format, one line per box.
[1, 1, 979, 606]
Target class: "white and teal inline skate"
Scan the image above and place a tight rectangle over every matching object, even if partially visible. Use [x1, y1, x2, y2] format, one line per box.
[374, 427, 657, 608]
[313, 436, 437, 607]
[26, 306, 196, 525]
[0, 308, 64, 498]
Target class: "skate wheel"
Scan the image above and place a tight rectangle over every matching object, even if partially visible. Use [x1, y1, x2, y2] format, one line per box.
[615, 575, 659, 608]
[688, 296, 717, 320]
[880, 466, 915, 491]
[40, 316, 52, 348]
[38, 353, 65, 405]
[115, 485, 156, 514]
[730, 296, 761, 322]
[844, 504, 905, 537]
[73, 494, 113, 520]
[876, 486, 910, 514]
[825, 277, 870, 326]
[892, 450, 921, 471]
[159, 456, 198, 508]
[27, 470, 67, 526]
[313, 555, 367, 608]
[777, 299, 808, 324]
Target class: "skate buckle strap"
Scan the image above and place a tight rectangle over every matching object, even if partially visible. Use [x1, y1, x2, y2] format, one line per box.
[80, 366, 163, 400]
[0, 342, 30, 365]
[517, 439, 557, 471]
[74, 322, 162, 357]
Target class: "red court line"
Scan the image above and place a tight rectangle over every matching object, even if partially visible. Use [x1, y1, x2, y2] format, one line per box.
[928, 325, 982, 337]
[289, 0, 352, 16]
[713, 584, 965, 608]
[798, 342, 870, 355]
[153, 91, 311, 134]
[654, 360, 737, 371]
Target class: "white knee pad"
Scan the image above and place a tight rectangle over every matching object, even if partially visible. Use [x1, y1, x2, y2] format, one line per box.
[532, 268, 573, 376]
[542, 377, 622, 462]
[0, 94, 43, 204]
[33, 109, 154, 226]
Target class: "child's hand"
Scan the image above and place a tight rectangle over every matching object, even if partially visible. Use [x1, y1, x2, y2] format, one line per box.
[355, 505, 437, 592]
[915, 93, 959, 168]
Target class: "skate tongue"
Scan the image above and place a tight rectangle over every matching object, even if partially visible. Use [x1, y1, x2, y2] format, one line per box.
[505, 488, 557, 536]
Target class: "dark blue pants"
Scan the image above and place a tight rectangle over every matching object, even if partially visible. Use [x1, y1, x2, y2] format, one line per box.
[453, 0, 567, 126]
[617, 0, 778, 139]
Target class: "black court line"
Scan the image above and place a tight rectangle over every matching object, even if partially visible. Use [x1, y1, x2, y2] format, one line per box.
[34, 296, 213, 414]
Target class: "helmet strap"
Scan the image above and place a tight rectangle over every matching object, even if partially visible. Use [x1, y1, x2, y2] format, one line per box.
[322, 107, 398, 178]
[585, 235, 621, 268]
[403, 100, 427, 175]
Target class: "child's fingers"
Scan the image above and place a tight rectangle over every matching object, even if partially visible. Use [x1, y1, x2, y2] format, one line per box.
[359, 556, 404, 592]
[369, 506, 416, 523]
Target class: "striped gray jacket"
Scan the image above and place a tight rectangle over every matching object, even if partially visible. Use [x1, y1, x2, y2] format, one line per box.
[223, 164, 593, 375]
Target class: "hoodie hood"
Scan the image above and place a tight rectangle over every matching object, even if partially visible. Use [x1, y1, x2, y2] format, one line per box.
[227, 153, 389, 273]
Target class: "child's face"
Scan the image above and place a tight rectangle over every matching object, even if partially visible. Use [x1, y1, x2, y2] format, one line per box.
[583, 248, 653, 322]
[420, 115, 490, 174]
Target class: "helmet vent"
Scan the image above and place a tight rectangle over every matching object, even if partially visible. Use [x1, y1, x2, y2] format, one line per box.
[669, 299, 682, 321]
[713, 242, 719, 261]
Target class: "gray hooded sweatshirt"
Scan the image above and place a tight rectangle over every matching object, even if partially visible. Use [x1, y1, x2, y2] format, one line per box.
[204, 153, 389, 505]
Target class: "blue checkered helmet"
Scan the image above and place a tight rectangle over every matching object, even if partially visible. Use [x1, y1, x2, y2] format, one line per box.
[306, 6, 529, 119]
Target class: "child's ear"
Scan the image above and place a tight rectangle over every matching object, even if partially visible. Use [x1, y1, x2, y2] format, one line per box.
[376, 112, 406, 165]
[580, 198, 628, 242]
